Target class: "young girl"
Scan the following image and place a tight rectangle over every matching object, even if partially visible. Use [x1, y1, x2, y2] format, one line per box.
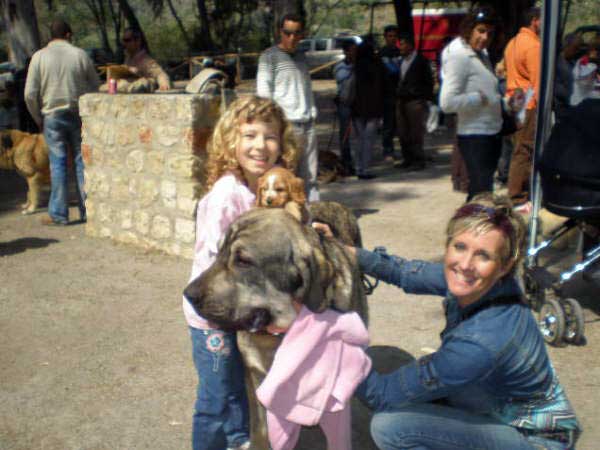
[184, 95, 299, 450]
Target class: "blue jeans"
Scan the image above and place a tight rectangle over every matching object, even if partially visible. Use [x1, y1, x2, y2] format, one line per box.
[190, 327, 249, 450]
[43, 110, 86, 223]
[457, 134, 502, 202]
[369, 403, 566, 450]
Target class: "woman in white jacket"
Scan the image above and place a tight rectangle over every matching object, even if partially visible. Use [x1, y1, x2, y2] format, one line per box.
[440, 7, 503, 201]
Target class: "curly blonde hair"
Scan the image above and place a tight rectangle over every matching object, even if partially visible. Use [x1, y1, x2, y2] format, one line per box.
[205, 95, 300, 190]
[446, 193, 527, 274]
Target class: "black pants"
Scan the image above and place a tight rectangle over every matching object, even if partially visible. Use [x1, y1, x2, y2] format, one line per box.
[457, 134, 502, 201]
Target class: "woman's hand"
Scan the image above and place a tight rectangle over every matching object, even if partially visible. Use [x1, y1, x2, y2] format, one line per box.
[477, 90, 489, 106]
[312, 222, 334, 238]
[508, 88, 525, 113]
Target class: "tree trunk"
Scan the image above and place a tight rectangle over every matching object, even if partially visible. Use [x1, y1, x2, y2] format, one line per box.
[83, 0, 113, 55]
[0, 0, 41, 69]
[115, 0, 150, 52]
[166, 0, 192, 52]
[392, 0, 414, 41]
[195, 0, 214, 50]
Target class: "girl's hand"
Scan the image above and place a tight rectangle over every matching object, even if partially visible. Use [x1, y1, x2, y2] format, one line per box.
[509, 88, 525, 113]
[478, 90, 489, 106]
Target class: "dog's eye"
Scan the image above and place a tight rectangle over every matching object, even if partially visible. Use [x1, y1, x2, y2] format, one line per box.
[234, 248, 254, 268]
[275, 188, 286, 193]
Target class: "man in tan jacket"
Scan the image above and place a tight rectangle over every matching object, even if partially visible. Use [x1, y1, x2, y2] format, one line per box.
[504, 7, 541, 211]
[25, 19, 100, 225]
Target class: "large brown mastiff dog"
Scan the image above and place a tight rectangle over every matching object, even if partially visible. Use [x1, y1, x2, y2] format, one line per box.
[0, 129, 50, 214]
[184, 206, 368, 449]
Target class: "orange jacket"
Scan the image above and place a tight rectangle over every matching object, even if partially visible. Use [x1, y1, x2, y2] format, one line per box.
[504, 27, 541, 109]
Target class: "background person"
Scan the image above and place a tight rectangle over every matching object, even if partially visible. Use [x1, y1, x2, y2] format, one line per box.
[24, 18, 99, 226]
[349, 194, 581, 450]
[394, 33, 434, 172]
[120, 27, 171, 91]
[256, 13, 319, 201]
[333, 39, 358, 175]
[379, 24, 401, 161]
[350, 41, 384, 180]
[440, 7, 504, 201]
[504, 7, 542, 212]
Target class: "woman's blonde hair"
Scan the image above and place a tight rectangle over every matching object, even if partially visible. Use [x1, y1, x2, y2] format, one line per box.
[446, 193, 527, 274]
[205, 95, 300, 190]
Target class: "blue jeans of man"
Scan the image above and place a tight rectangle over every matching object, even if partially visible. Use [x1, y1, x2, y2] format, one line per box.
[190, 327, 249, 450]
[43, 110, 86, 223]
[369, 403, 566, 450]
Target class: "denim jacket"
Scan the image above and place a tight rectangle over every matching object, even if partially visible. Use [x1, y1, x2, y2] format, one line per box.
[355, 247, 581, 442]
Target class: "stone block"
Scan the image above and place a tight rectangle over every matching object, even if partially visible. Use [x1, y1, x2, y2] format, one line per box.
[151, 215, 172, 239]
[157, 124, 182, 147]
[98, 203, 114, 223]
[167, 154, 195, 179]
[120, 209, 133, 229]
[134, 210, 151, 235]
[146, 151, 165, 175]
[126, 150, 145, 173]
[175, 218, 195, 244]
[161, 180, 177, 208]
[116, 231, 139, 246]
[82, 143, 93, 166]
[138, 126, 153, 144]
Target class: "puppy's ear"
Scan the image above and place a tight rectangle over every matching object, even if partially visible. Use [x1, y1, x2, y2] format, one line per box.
[289, 176, 307, 205]
[284, 201, 304, 222]
[255, 175, 266, 207]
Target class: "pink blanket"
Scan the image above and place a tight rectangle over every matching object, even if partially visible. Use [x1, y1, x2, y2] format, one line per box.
[256, 306, 372, 450]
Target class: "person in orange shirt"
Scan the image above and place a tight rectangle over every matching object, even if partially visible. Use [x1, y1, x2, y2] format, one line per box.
[503, 7, 541, 211]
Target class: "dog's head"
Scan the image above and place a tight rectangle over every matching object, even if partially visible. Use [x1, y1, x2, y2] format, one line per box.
[183, 208, 366, 332]
[256, 167, 306, 208]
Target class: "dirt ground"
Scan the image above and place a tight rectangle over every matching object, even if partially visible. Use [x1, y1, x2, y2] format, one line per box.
[1, 81, 599, 450]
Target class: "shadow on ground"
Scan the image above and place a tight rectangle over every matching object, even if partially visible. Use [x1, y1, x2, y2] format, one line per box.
[0, 237, 60, 257]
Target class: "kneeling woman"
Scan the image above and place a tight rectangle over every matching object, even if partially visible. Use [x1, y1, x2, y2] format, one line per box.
[352, 194, 580, 450]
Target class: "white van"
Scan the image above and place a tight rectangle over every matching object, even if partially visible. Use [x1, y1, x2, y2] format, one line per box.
[298, 35, 361, 77]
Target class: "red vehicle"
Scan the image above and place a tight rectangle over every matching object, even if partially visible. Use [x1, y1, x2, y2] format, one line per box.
[411, 7, 467, 65]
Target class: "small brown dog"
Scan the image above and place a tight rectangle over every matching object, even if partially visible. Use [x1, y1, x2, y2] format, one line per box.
[0, 129, 50, 214]
[256, 167, 310, 223]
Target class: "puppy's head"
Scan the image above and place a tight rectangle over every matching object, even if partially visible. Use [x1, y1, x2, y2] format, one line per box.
[183, 208, 362, 332]
[256, 167, 306, 208]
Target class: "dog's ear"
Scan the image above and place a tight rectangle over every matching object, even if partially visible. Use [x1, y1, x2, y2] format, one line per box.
[289, 176, 307, 205]
[1, 133, 12, 152]
[292, 236, 334, 313]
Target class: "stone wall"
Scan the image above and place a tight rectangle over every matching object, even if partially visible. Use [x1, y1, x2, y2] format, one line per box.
[80, 93, 226, 259]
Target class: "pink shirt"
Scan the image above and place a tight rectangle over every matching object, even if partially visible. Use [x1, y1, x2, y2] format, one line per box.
[183, 173, 255, 329]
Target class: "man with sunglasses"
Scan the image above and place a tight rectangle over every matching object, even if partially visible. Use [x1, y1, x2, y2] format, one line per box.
[120, 27, 171, 92]
[256, 13, 319, 201]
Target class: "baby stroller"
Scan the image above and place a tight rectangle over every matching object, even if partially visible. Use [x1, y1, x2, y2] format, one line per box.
[524, 98, 600, 346]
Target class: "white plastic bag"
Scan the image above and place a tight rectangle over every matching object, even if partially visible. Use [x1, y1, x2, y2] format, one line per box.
[426, 101, 440, 133]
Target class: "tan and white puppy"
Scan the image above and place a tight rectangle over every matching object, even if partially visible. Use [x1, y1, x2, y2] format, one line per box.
[256, 166, 310, 223]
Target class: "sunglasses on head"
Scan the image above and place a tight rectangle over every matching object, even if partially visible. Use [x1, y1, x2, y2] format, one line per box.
[473, 9, 496, 24]
[452, 203, 514, 237]
[282, 29, 303, 37]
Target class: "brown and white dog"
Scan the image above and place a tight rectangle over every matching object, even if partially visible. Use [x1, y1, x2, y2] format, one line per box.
[0, 130, 50, 214]
[255, 166, 310, 223]
[184, 208, 367, 449]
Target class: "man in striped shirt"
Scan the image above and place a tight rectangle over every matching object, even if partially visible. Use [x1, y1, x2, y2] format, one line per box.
[256, 13, 319, 201]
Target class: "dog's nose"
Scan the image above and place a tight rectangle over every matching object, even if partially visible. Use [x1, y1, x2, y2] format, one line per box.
[265, 197, 273, 206]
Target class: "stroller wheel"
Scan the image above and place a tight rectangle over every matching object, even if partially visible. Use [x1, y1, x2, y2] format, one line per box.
[538, 298, 565, 346]
[561, 298, 586, 345]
